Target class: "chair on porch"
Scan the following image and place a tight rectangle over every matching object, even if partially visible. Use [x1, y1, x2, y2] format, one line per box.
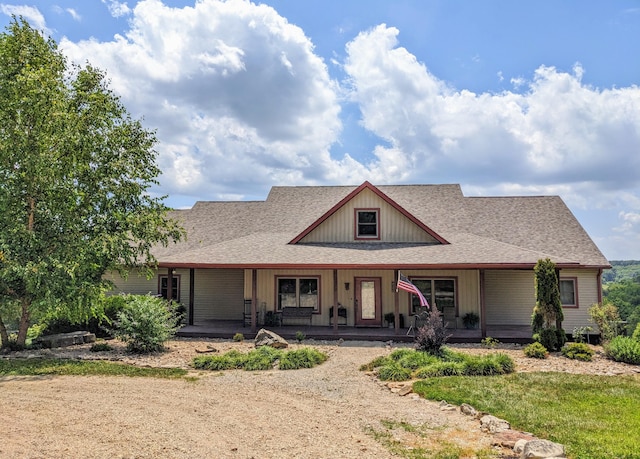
[406, 307, 430, 336]
[243, 299, 254, 327]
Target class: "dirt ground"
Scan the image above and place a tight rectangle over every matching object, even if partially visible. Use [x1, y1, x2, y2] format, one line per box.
[1, 338, 638, 459]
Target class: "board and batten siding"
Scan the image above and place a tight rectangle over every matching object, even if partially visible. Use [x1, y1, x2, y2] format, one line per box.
[299, 188, 437, 244]
[484, 270, 535, 326]
[193, 269, 244, 322]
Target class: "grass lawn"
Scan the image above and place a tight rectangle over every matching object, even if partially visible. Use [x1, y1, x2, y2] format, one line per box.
[413, 372, 640, 459]
[0, 358, 188, 379]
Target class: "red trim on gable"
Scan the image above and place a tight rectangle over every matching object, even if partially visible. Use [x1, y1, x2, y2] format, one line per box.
[288, 181, 449, 244]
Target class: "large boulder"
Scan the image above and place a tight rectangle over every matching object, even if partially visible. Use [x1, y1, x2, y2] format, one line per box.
[254, 329, 289, 349]
[38, 331, 96, 348]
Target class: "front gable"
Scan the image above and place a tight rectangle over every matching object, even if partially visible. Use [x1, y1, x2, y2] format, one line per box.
[289, 181, 448, 245]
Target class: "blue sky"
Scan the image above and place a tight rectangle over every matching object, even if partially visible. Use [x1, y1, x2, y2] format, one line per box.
[1, 0, 640, 260]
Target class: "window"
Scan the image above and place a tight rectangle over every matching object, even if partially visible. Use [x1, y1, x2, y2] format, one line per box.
[158, 275, 180, 302]
[408, 278, 456, 314]
[560, 278, 578, 307]
[355, 209, 379, 239]
[277, 277, 319, 311]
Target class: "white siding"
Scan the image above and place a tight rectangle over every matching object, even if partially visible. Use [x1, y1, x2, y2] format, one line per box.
[484, 268, 601, 331]
[559, 268, 601, 333]
[193, 269, 244, 322]
[484, 270, 535, 325]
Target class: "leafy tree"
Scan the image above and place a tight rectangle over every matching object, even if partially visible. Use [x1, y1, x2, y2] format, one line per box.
[531, 258, 566, 350]
[604, 279, 640, 334]
[0, 19, 183, 349]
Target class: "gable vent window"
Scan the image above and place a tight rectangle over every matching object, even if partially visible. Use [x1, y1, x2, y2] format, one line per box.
[356, 209, 379, 239]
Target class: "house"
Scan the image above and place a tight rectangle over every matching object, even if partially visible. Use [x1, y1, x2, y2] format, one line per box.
[107, 181, 610, 340]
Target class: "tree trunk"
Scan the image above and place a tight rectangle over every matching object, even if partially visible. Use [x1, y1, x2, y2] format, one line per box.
[0, 315, 9, 349]
[16, 299, 30, 347]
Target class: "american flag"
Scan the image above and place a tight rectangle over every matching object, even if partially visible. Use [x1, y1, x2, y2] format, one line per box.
[397, 272, 429, 308]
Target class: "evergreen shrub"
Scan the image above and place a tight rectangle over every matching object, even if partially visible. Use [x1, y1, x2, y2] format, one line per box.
[524, 342, 548, 359]
[604, 336, 640, 365]
[561, 342, 594, 361]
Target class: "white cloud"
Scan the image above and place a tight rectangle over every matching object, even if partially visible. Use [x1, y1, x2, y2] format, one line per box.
[102, 0, 131, 18]
[344, 25, 640, 192]
[0, 4, 47, 32]
[61, 0, 341, 199]
[64, 8, 81, 21]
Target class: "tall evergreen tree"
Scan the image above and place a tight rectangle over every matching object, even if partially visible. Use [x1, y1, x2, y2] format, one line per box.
[531, 258, 566, 350]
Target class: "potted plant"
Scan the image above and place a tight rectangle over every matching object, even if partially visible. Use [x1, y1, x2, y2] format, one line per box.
[462, 312, 480, 329]
[384, 312, 396, 328]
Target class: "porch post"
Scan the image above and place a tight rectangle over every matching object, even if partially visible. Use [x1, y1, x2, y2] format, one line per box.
[167, 267, 173, 302]
[394, 269, 399, 335]
[480, 269, 487, 338]
[251, 269, 258, 333]
[333, 269, 338, 331]
[188, 268, 194, 326]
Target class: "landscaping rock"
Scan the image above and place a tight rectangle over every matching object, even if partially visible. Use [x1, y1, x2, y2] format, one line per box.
[254, 328, 289, 349]
[520, 439, 566, 458]
[479, 414, 510, 433]
[495, 431, 537, 449]
[38, 331, 96, 349]
[460, 403, 478, 417]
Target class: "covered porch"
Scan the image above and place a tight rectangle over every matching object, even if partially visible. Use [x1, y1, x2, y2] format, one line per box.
[177, 321, 533, 344]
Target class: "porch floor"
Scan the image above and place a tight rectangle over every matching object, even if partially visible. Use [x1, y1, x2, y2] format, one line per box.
[177, 321, 533, 344]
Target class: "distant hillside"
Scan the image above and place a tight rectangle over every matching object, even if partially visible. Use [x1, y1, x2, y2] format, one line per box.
[602, 261, 640, 284]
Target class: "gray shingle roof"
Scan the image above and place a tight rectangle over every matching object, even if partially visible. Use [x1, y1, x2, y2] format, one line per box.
[154, 183, 609, 269]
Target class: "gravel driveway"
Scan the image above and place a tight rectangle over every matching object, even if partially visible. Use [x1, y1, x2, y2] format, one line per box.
[1, 338, 637, 458]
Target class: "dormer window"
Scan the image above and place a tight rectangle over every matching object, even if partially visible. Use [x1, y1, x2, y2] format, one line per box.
[355, 209, 379, 239]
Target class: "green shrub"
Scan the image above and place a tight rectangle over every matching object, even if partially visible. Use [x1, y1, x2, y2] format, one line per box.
[89, 342, 113, 352]
[589, 302, 622, 342]
[359, 355, 388, 371]
[361, 348, 514, 379]
[278, 348, 327, 370]
[524, 342, 548, 359]
[243, 346, 281, 370]
[604, 336, 640, 365]
[396, 349, 439, 370]
[192, 349, 247, 370]
[572, 326, 594, 343]
[295, 331, 305, 343]
[534, 327, 559, 352]
[481, 337, 500, 348]
[632, 323, 640, 342]
[414, 361, 465, 378]
[112, 295, 180, 353]
[377, 362, 412, 381]
[232, 332, 244, 342]
[487, 353, 516, 374]
[562, 342, 594, 361]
